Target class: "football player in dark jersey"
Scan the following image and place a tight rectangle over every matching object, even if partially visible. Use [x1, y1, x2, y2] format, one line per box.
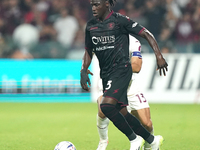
[80, 0, 168, 149]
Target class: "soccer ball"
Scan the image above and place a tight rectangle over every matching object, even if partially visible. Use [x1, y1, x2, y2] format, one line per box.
[54, 141, 76, 150]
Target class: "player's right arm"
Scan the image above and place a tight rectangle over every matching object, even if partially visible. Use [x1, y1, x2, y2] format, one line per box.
[80, 24, 93, 91]
[81, 50, 92, 70]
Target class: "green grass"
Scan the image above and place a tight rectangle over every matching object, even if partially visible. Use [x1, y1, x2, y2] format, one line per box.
[0, 103, 200, 150]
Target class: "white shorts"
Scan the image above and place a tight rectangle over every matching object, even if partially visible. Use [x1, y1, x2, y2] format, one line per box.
[127, 92, 150, 112]
[97, 88, 149, 111]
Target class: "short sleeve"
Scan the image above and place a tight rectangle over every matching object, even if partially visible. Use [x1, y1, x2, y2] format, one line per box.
[118, 14, 145, 35]
[129, 35, 141, 53]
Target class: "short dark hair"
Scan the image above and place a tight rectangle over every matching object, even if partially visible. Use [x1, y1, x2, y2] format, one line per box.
[107, 0, 116, 6]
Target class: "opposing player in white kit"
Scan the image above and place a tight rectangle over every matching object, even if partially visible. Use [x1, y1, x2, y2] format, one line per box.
[96, 35, 154, 150]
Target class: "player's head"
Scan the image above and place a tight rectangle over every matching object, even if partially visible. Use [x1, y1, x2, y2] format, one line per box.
[90, 0, 116, 20]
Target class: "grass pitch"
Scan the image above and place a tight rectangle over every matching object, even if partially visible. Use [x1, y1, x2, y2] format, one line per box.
[0, 103, 200, 150]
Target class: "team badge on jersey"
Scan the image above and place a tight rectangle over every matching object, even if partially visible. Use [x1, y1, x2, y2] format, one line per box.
[107, 22, 115, 30]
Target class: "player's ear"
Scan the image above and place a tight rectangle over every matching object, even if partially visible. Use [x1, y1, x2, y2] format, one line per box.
[105, 0, 109, 7]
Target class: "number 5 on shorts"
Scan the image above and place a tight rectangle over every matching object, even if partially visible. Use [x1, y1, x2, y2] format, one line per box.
[105, 80, 112, 90]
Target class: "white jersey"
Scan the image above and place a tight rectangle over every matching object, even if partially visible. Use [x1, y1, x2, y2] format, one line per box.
[127, 35, 142, 96]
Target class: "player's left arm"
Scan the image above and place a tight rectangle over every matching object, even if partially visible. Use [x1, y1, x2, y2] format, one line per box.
[131, 55, 142, 73]
[139, 29, 168, 76]
[118, 14, 168, 76]
[129, 37, 142, 73]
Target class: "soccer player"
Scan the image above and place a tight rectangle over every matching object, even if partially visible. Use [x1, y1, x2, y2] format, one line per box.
[80, 0, 168, 150]
[96, 36, 154, 150]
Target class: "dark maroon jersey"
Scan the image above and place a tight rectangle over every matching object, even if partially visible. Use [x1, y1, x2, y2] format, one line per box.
[85, 11, 144, 79]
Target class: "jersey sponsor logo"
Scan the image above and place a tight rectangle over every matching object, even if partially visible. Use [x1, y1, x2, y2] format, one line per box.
[132, 22, 138, 28]
[107, 22, 115, 30]
[92, 35, 115, 45]
[96, 46, 114, 51]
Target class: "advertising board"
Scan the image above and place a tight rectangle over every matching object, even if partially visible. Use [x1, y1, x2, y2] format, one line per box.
[91, 54, 200, 104]
[0, 59, 90, 102]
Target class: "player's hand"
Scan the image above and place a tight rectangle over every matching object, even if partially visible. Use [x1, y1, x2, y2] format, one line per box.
[87, 69, 93, 75]
[80, 68, 91, 91]
[156, 56, 168, 76]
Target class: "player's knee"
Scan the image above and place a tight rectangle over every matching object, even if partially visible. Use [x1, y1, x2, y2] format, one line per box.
[100, 103, 115, 115]
[98, 109, 105, 118]
[119, 106, 128, 116]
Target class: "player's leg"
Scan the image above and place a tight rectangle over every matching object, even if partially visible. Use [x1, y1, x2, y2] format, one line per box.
[127, 93, 153, 150]
[131, 108, 153, 132]
[126, 93, 163, 150]
[119, 106, 154, 143]
[100, 68, 144, 149]
[131, 108, 153, 150]
[120, 106, 163, 150]
[100, 67, 163, 149]
[100, 96, 137, 141]
[101, 97, 144, 150]
[128, 93, 153, 132]
[96, 95, 109, 150]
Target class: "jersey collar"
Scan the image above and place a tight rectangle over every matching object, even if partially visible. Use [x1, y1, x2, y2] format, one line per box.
[105, 10, 114, 20]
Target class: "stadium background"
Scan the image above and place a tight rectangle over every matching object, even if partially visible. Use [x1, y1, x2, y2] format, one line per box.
[0, 0, 200, 103]
[0, 1, 200, 150]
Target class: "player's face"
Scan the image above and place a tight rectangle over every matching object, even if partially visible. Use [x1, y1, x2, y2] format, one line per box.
[90, 0, 108, 20]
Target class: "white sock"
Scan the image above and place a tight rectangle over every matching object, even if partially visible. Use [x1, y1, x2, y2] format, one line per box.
[144, 129, 154, 150]
[97, 114, 109, 141]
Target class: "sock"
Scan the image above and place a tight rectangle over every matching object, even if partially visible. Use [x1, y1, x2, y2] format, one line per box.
[144, 129, 154, 150]
[97, 114, 109, 141]
[124, 112, 154, 143]
[100, 103, 136, 141]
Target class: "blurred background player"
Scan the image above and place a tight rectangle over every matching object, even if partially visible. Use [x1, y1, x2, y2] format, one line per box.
[96, 35, 153, 150]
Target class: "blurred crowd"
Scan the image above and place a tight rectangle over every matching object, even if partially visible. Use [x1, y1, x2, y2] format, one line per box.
[0, 0, 199, 59]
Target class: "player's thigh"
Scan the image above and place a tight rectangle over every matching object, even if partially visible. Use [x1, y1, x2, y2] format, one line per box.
[127, 93, 151, 123]
[127, 92, 149, 112]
